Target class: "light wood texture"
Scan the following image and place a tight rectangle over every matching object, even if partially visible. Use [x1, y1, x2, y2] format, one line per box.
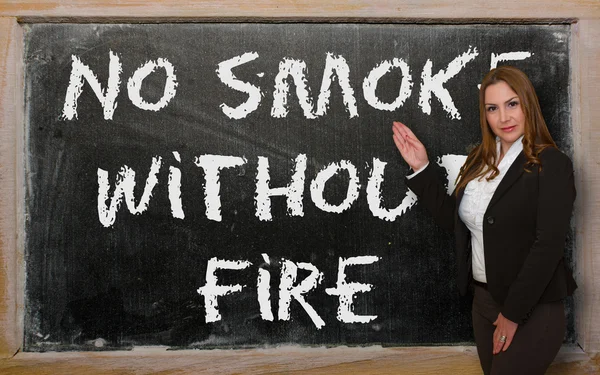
[0, 0, 597, 21]
[573, 19, 600, 354]
[0, 16, 23, 359]
[0, 346, 598, 374]
[0, 0, 599, 373]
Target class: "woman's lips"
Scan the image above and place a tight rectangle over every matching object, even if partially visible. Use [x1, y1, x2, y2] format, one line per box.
[502, 125, 517, 132]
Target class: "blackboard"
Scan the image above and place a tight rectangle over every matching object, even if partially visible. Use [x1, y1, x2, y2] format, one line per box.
[23, 23, 572, 351]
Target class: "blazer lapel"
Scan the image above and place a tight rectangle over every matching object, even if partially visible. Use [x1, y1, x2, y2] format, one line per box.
[487, 151, 527, 209]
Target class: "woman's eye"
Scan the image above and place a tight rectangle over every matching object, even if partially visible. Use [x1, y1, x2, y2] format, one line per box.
[508, 101, 519, 108]
[486, 106, 497, 112]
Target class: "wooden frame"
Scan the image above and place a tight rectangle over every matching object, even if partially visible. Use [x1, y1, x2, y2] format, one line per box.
[1, 1, 599, 373]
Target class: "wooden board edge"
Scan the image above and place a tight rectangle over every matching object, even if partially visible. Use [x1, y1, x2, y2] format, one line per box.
[0, 0, 598, 20]
[574, 19, 600, 354]
[0, 16, 24, 358]
[0, 345, 597, 374]
[10, 16, 582, 24]
[571, 19, 584, 354]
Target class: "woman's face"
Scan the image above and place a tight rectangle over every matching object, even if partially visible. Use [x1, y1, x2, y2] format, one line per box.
[484, 81, 526, 155]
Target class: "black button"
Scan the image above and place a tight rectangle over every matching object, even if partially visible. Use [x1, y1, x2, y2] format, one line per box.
[487, 216, 495, 225]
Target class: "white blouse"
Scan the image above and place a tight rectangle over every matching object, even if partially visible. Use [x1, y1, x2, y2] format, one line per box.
[458, 135, 524, 283]
[407, 135, 525, 283]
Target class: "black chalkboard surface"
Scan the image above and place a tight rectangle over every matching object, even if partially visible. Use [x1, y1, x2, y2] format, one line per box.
[24, 23, 572, 351]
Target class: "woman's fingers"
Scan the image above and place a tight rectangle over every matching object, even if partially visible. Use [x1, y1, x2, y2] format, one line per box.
[493, 328, 515, 354]
[394, 121, 422, 146]
[404, 135, 424, 152]
[392, 126, 412, 157]
[502, 332, 515, 352]
[401, 122, 419, 140]
[393, 122, 418, 152]
[393, 128, 415, 162]
[392, 126, 404, 145]
[392, 121, 429, 171]
[492, 328, 504, 354]
[393, 121, 410, 141]
[392, 120, 405, 130]
[492, 313, 518, 354]
[395, 129, 425, 159]
[392, 133, 406, 154]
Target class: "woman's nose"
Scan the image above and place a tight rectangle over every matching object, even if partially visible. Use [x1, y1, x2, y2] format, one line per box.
[499, 108, 509, 123]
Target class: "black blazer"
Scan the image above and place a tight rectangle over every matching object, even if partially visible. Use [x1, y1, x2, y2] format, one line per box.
[406, 147, 577, 324]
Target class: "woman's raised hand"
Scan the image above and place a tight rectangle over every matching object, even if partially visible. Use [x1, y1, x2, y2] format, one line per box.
[392, 121, 429, 171]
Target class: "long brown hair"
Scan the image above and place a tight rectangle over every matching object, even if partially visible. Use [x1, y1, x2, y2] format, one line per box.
[454, 66, 556, 194]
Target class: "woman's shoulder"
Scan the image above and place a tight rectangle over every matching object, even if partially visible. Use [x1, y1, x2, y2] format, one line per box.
[538, 146, 570, 160]
[537, 146, 573, 171]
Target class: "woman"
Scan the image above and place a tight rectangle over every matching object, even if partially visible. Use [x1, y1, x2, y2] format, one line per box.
[392, 65, 576, 375]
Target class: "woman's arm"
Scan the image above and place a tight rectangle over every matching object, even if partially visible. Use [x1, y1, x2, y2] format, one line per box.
[404, 163, 457, 232]
[501, 147, 576, 324]
[392, 121, 456, 232]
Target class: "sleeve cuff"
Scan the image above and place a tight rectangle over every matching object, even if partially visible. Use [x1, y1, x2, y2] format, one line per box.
[406, 162, 429, 179]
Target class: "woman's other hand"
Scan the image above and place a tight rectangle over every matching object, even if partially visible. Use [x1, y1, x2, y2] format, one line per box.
[492, 313, 519, 354]
[392, 121, 429, 171]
